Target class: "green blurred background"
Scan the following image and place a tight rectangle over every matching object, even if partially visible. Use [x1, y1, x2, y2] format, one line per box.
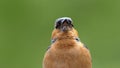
[0, 0, 120, 68]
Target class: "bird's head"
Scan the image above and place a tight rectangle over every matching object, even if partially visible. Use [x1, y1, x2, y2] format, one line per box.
[52, 17, 79, 39]
[55, 17, 73, 32]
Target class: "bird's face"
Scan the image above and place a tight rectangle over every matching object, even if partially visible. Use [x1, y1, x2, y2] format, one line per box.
[55, 17, 73, 32]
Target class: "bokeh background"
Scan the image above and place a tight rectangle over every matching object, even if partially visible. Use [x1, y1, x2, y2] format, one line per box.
[0, 0, 120, 68]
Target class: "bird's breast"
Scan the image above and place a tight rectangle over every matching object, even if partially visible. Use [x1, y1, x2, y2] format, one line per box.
[45, 41, 91, 68]
[53, 39, 77, 49]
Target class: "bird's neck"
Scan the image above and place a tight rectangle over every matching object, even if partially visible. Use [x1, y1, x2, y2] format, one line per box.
[51, 31, 80, 49]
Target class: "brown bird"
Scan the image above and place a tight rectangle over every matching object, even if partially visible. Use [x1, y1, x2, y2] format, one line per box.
[43, 17, 92, 68]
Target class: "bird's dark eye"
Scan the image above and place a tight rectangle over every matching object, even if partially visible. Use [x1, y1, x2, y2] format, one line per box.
[67, 19, 72, 24]
[55, 20, 61, 28]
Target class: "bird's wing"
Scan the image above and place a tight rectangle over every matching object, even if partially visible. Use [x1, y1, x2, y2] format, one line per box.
[46, 45, 51, 51]
[83, 44, 89, 50]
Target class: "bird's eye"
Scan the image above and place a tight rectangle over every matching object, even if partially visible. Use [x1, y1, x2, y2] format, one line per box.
[66, 19, 72, 24]
[55, 20, 61, 28]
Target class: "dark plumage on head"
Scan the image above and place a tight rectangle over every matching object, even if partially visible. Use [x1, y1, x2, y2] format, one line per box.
[55, 17, 74, 32]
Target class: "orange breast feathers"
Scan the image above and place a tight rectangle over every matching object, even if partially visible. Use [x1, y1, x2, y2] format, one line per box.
[51, 28, 79, 49]
[43, 17, 92, 68]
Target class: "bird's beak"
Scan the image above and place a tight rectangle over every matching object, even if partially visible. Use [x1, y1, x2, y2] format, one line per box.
[55, 17, 73, 32]
[61, 20, 70, 32]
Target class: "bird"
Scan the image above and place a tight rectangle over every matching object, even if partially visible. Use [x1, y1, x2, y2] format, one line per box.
[43, 17, 92, 68]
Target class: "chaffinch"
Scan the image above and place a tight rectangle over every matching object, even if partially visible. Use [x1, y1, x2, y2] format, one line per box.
[43, 17, 92, 68]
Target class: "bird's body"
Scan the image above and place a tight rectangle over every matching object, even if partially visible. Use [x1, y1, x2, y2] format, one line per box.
[43, 17, 92, 68]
